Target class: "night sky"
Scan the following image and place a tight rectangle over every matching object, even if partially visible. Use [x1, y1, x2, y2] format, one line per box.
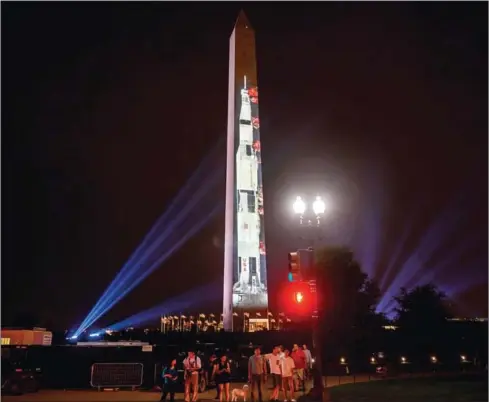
[3, 2, 487, 330]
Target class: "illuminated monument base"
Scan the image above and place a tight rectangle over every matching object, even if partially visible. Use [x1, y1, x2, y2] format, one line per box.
[223, 11, 269, 331]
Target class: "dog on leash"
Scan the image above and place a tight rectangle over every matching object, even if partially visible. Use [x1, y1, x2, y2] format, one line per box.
[231, 384, 249, 402]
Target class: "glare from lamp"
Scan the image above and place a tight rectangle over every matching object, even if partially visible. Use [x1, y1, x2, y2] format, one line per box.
[293, 196, 306, 215]
[312, 196, 326, 215]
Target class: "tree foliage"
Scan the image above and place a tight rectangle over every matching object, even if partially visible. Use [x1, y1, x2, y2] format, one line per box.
[393, 283, 453, 328]
[392, 284, 453, 352]
[314, 246, 382, 352]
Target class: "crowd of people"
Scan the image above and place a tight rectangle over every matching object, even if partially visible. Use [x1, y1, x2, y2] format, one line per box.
[248, 344, 313, 402]
[160, 344, 313, 402]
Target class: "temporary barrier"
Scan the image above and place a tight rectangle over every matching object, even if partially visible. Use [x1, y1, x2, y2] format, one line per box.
[90, 362, 144, 390]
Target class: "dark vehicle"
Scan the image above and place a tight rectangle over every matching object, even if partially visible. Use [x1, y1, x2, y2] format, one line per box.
[1, 359, 40, 395]
[231, 344, 263, 381]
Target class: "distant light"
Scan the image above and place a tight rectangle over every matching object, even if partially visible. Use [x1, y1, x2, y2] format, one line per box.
[288, 272, 293, 282]
[340, 357, 346, 364]
[311, 358, 315, 364]
[293, 196, 306, 215]
[69, 335, 78, 340]
[461, 355, 468, 362]
[401, 356, 406, 363]
[370, 357, 376, 364]
[89, 332, 101, 338]
[431, 356, 437, 363]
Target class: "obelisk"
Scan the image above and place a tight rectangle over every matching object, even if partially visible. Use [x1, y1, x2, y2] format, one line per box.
[223, 11, 268, 331]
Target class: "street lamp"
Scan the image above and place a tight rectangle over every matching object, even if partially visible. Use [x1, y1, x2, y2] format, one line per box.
[292, 195, 329, 401]
[313, 196, 326, 215]
[293, 196, 306, 215]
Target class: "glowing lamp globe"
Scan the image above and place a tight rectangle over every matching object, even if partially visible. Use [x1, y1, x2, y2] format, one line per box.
[312, 196, 326, 215]
[293, 196, 306, 214]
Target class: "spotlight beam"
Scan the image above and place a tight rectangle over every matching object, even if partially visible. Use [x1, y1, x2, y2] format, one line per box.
[74, 203, 222, 335]
[377, 191, 468, 312]
[109, 281, 221, 331]
[121, 139, 225, 275]
[74, 151, 224, 335]
[78, 168, 222, 329]
[74, 204, 217, 335]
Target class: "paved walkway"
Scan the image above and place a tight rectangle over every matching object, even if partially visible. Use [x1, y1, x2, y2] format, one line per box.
[4, 375, 376, 401]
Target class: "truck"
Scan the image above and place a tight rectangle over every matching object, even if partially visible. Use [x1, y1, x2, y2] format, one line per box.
[1, 329, 53, 346]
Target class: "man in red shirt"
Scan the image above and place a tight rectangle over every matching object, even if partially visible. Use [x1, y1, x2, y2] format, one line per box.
[290, 344, 306, 392]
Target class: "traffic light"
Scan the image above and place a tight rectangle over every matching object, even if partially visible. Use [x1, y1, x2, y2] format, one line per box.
[288, 252, 301, 282]
[288, 248, 314, 282]
[279, 281, 312, 318]
[295, 291, 304, 303]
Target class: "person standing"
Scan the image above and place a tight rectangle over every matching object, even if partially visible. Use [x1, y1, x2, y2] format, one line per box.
[302, 345, 313, 379]
[183, 350, 202, 402]
[280, 349, 296, 402]
[248, 347, 267, 402]
[161, 359, 178, 402]
[265, 346, 282, 401]
[213, 354, 231, 402]
[291, 344, 306, 392]
[207, 355, 220, 400]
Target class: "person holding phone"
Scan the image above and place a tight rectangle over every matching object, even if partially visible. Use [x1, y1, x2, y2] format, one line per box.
[213, 354, 231, 402]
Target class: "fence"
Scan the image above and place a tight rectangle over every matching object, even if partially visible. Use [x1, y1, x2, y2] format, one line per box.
[90, 362, 144, 391]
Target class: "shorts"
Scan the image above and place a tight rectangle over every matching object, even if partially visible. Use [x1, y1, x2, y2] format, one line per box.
[271, 373, 282, 388]
[295, 368, 305, 380]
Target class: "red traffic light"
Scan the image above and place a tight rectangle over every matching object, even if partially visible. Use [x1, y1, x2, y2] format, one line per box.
[279, 281, 313, 318]
[295, 291, 304, 303]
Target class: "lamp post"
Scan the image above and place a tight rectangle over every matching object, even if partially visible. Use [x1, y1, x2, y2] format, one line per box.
[293, 195, 329, 402]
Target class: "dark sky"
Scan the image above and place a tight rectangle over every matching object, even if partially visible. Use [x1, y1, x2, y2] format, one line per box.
[3, 2, 487, 330]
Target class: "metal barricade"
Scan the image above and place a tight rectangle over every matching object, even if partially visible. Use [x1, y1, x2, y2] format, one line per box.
[90, 362, 144, 390]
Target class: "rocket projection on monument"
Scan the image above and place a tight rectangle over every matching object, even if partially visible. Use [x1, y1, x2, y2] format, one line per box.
[223, 11, 268, 331]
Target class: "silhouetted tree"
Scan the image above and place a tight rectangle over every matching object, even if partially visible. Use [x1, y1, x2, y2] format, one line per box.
[314, 246, 382, 357]
[394, 284, 452, 328]
[392, 284, 453, 354]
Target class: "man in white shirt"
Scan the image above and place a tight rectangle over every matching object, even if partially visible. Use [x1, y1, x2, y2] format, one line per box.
[280, 349, 296, 402]
[265, 346, 282, 401]
[183, 350, 202, 402]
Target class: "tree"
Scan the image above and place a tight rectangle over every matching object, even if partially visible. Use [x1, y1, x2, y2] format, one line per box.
[393, 283, 452, 328]
[314, 246, 382, 356]
[392, 284, 453, 353]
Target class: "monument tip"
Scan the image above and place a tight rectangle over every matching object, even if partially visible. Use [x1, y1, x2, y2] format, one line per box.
[235, 10, 253, 30]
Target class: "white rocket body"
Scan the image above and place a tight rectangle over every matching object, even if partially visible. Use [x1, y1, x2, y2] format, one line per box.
[234, 84, 262, 295]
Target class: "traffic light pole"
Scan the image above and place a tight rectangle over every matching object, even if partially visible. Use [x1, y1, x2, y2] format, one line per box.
[291, 200, 330, 402]
[308, 277, 330, 402]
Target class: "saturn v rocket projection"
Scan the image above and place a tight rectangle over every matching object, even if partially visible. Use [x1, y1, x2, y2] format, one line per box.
[223, 11, 268, 331]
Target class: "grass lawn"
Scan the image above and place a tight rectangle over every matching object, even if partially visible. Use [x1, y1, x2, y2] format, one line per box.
[329, 374, 488, 402]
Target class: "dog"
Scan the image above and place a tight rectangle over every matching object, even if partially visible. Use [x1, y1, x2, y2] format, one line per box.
[231, 384, 249, 402]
